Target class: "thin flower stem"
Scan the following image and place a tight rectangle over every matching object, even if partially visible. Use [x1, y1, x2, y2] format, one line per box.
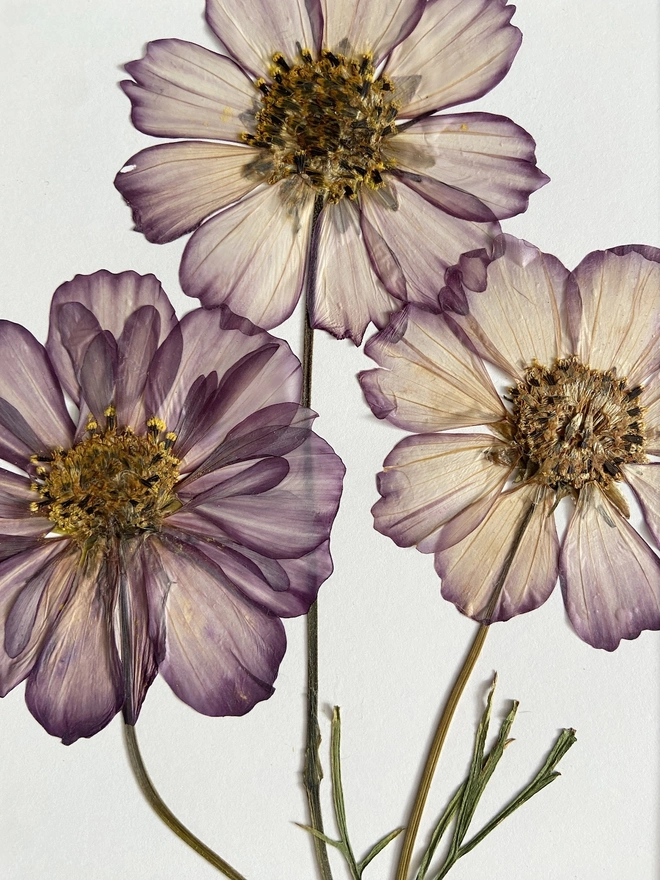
[123, 723, 248, 880]
[395, 624, 489, 880]
[302, 194, 334, 880]
[395, 498, 538, 880]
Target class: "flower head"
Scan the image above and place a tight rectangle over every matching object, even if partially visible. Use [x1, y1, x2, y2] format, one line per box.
[116, 0, 548, 344]
[0, 271, 344, 742]
[360, 236, 660, 650]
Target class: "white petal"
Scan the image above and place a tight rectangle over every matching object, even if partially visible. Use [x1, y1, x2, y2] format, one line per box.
[321, 0, 424, 61]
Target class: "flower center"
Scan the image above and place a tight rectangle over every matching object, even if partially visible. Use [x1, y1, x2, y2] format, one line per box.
[509, 357, 647, 492]
[242, 49, 398, 203]
[32, 410, 181, 544]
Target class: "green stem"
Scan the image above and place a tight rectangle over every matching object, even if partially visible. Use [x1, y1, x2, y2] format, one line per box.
[123, 723, 247, 880]
[302, 194, 333, 880]
[395, 624, 489, 880]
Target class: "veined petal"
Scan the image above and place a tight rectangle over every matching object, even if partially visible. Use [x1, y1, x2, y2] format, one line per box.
[0, 322, 74, 467]
[387, 114, 548, 220]
[560, 483, 660, 651]
[450, 235, 571, 379]
[436, 482, 559, 623]
[180, 183, 314, 328]
[321, 0, 424, 62]
[47, 270, 177, 407]
[0, 541, 73, 697]
[155, 535, 286, 716]
[25, 554, 123, 743]
[115, 142, 260, 245]
[360, 178, 497, 309]
[374, 432, 511, 550]
[312, 199, 400, 344]
[205, 0, 322, 78]
[122, 39, 255, 141]
[568, 249, 660, 386]
[622, 464, 660, 550]
[0, 468, 50, 537]
[385, 0, 521, 118]
[147, 309, 302, 471]
[360, 305, 506, 432]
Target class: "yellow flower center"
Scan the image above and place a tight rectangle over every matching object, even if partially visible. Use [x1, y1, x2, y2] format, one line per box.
[32, 410, 181, 544]
[242, 49, 399, 203]
[509, 357, 647, 499]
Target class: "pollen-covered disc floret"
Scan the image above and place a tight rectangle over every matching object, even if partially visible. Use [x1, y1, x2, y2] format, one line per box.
[32, 411, 180, 544]
[243, 49, 399, 203]
[509, 357, 648, 494]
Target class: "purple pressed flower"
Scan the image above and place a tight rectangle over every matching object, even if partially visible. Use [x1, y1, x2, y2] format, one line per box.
[360, 235, 660, 651]
[0, 271, 344, 743]
[115, 0, 548, 345]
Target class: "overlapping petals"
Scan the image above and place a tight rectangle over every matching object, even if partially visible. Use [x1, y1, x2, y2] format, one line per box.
[362, 234, 660, 649]
[117, 0, 547, 345]
[0, 271, 344, 741]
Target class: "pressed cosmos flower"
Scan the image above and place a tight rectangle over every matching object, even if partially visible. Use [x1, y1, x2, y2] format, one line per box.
[360, 236, 660, 650]
[115, 0, 548, 344]
[0, 271, 344, 743]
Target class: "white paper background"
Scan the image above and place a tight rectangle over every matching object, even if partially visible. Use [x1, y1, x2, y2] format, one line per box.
[0, 1, 658, 878]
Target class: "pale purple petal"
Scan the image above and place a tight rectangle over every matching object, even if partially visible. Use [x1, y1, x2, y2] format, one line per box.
[178, 433, 344, 558]
[560, 483, 660, 651]
[568, 248, 660, 386]
[115, 142, 260, 245]
[450, 234, 571, 379]
[155, 535, 286, 716]
[0, 468, 50, 536]
[180, 183, 315, 329]
[205, 0, 322, 78]
[25, 555, 124, 743]
[147, 308, 302, 471]
[385, 0, 521, 118]
[47, 270, 177, 407]
[114, 306, 162, 428]
[360, 178, 497, 308]
[0, 541, 73, 697]
[321, 0, 424, 62]
[387, 114, 548, 220]
[122, 39, 255, 141]
[436, 483, 559, 623]
[622, 464, 660, 550]
[360, 305, 506, 432]
[373, 432, 511, 550]
[78, 331, 118, 424]
[0, 322, 74, 467]
[312, 199, 400, 344]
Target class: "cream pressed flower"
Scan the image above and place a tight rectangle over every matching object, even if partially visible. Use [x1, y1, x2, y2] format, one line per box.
[360, 235, 660, 650]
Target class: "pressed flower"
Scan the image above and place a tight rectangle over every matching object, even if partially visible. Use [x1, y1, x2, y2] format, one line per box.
[0, 271, 344, 743]
[360, 235, 660, 650]
[115, 0, 548, 344]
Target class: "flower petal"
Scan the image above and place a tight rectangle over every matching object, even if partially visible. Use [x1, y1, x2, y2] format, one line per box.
[122, 39, 255, 141]
[147, 308, 302, 471]
[360, 305, 506, 432]
[385, 0, 521, 118]
[180, 183, 314, 328]
[360, 178, 497, 309]
[568, 248, 660, 385]
[25, 554, 124, 743]
[622, 463, 660, 550]
[0, 541, 72, 697]
[436, 482, 559, 623]
[321, 0, 424, 62]
[205, 0, 322, 77]
[387, 113, 548, 220]
[115, 142, 260, 245]
[560, 483, 660, 650]
[373, 432, 511, 550]
[155, 535, 286, 716]
[450, 234, 571, 378]
[0, 468, 50, 536]
[0, 322, 74, 467]
[312, 199, 400, 344]
[47, 270, 177, 408]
